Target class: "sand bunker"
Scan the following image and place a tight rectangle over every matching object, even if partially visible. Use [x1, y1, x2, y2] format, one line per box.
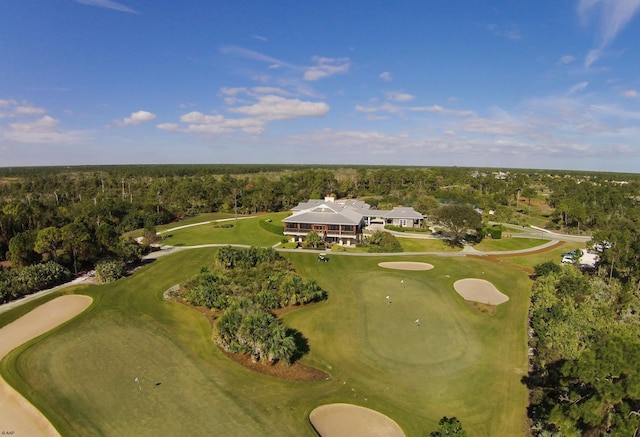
[310, 403, 405, 437]
[0, 294, 93, 437]
[378, 262, 434, 271]
[454, 278, 508, 305]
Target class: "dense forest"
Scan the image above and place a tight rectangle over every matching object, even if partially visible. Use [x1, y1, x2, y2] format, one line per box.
[1, 164, 640, 434]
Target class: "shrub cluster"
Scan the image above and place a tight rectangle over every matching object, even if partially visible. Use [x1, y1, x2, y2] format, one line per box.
[365, 231, 403, 253]
[183, 247, 326, 311]
[95, 259, 126, 283]
[180, 246, 327, 365]
[0, 261, 71, 303]
[215, 298, 296, 364]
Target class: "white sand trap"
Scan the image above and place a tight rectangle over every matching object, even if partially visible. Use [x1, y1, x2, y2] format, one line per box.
[310, 403, 405, 437]
[454, 278, 509, 305]
[378, 262, 434, 271]
[0, 294, 93, 437]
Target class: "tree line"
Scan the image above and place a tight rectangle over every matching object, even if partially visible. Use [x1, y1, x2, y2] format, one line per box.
[527, 262, 640, 435]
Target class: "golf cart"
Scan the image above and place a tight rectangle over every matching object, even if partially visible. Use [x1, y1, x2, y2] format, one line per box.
[317, 253, 329, 262]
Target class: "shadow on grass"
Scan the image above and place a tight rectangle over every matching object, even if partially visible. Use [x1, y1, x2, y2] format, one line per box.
[287, 328, 310, 363]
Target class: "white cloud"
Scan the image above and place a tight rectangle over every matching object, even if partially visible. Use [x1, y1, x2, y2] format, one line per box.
[221, 86, 291, 98]
[10, 116, 59, 133]
[180, 112, 224, 124]
[157, 123, 179, 131]
[303, 56, 350, 81]
[220, 87, 248, 96]
[386, 92, 415, 102]
[356, 102, 474, 117]
[2, 114, 88, 145]
[379, 72, 393, 82]
[410, 105, 475, 117]
[579, 0, 640, 67]
[116, 110, 157, 126]
[251, 34, 268, 42]
[589, 104, 640, 120]
[228, 95, 329, 120]
[364, 114, 390, 121]
[75, 0, 138, 14]
[15, 105, 46, 115]
[220, 46, 350, 82]
[172, 111, 267, 135]
[584, 48, 604, 68]
[219, 45, 294, 69]
[356, 103, 403, 115]
[621, 89, 639, 98]
[159, 95, 329, 137]
[559, 55, 576, 64]
[251, 87, 291, 96]
[0, 99, 47, 118]
[456, 117, 543, 138]
[485, 23, 523, 40]
[567, 81, 589, 95]
[0, 99, 17, 107]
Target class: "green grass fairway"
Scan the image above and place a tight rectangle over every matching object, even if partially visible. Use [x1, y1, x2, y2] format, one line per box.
[397, 237, 461, 252]
[159, 212, 288, 247]
[157, 212, 235, 231]
[3, 249, 530, 436]
[472, 237, 548, 252]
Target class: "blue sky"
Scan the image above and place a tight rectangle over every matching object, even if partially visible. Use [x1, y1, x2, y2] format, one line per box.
[1, 0, 639, 172]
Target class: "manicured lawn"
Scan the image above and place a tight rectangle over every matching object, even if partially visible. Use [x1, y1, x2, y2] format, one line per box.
[472, 237, 548, 252]
[123, 213, 235, 239]
[3, 248, 530, 436]
[156, 212, 235, 232]
[159, 212, 288, 247]
[397, 237, 461, 252]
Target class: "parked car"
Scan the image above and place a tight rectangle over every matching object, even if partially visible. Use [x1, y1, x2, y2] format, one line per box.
[593, 241, 612, 252]
[562, 249, 583, 258]
[561, 255, 575, 265]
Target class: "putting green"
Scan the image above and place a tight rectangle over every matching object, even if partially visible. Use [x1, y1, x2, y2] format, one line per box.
[361, 275, 475, 366]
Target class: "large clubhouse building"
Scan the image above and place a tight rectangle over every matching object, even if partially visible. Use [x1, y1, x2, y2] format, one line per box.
[282, 197, 424, 246]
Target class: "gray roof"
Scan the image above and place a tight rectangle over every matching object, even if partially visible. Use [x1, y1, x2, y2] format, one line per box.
[291, 199, 325, 211]
[284, 199, 421, 225]
[283, 211, 362, 225]
[363, 209, 389, 218]
[284, 199, 367, 225]
[384, 207, 424, 219]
